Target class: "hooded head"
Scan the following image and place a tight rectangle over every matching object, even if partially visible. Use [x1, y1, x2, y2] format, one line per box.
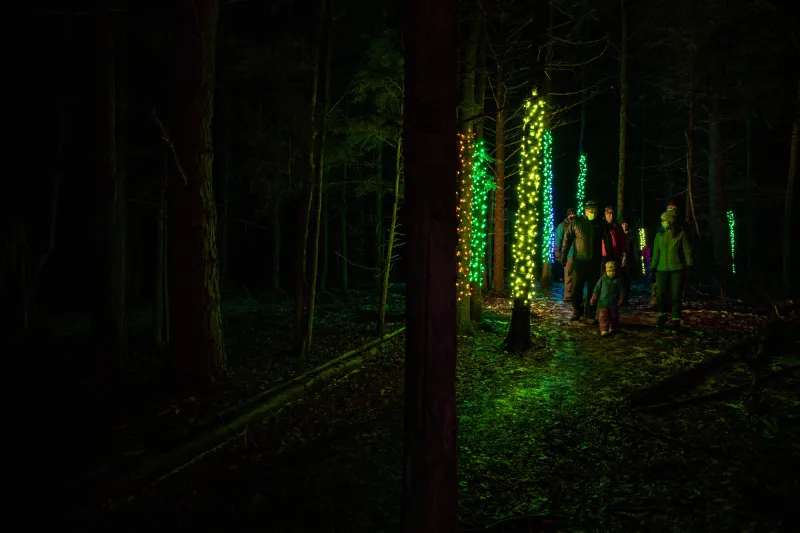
[585, 200, 598, 221]
[605, 261, 617, 277]
[667, 200, 679, 212]
[621, 218, 629, 232]
[566, 207, 576, 221]
[661, 210, 677, 230]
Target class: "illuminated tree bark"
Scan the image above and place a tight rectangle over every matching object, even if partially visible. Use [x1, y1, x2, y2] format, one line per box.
[402, 0, 458, 529]
[378, 135, 402, 337]
[168, 0, 226, 382]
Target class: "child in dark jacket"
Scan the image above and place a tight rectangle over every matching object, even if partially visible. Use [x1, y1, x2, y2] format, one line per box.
[590, 261, 626, 336]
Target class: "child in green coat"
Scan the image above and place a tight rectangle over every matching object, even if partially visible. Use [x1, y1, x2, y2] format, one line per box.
[590, 261, 626, 336]
[650, 210, 693, 329]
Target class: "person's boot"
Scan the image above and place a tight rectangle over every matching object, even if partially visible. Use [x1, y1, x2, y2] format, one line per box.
[656, 313, 668, 328]
[670, 319, 681, 331]
[570, 310, 582, 321]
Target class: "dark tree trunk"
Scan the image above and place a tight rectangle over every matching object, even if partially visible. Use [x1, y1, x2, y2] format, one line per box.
[303, 0, 333, 353]
[616, 0, 628, 220]
[219, 111, 231, 289]
[168, 0, 226, 382]
[321, 186, 329, 292]
[784, 80, 799, 296]
[403, 0, 459, 528]
[340, 165, 348, 292]
[503, 298, 533, 353]
[374, 147, 384, 293]
[579, 65, 586, 155]
[539, 3, 554, 290]
[94, 10, 127, 381]
[492, 60, 506, 296]
[686, 89, 699, 235]
[378, 136, 403, 337]
[708, 86, 729, 296]
[154, 152, 168, 349]
[272, 203, 281, 289]
[745, 115, 754, 278]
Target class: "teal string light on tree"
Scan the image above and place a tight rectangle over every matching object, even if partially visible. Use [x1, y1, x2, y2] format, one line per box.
[726, 209, 736, 274]
[576, 154, 587, 213]
[541, 131, 555, 264]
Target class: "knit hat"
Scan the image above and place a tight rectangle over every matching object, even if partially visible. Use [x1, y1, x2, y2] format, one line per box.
[661, 210, 677, 222]
[585, 200, 598, 209]
[566, 208, 576, 216]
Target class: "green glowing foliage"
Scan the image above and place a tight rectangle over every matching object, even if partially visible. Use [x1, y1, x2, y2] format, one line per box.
[541, 131, 555, 263]
[457, 132, 475, 302]
[469, 140, 495, 283]
[510, 92, 546, 303]
[576, 154, 587, 214]
[726, 209, 736, 274]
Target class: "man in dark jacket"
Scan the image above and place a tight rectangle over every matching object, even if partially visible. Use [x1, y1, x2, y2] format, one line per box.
[558, 200, 612, 323]
[554, 208, 577, 302]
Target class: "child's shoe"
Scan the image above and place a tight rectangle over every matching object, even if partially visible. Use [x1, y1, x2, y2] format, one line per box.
[600, 331, 608, 336]
[609, 328, 616, 334]
[656, 314, 668, 328]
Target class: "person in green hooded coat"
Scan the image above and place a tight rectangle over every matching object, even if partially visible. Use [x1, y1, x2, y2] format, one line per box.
[650, 210, 693, 329]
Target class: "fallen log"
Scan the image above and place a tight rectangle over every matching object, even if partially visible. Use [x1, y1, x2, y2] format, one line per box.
[75, 326, 406, 518]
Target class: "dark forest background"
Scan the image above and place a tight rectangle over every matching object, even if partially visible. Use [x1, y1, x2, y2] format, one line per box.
[9, 0, 799, 336]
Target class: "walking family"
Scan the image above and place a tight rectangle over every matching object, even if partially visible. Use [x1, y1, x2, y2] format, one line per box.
[556, 200, 694, 335]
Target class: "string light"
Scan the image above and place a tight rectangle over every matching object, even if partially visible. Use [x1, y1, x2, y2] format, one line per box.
[726, 209, 736, 274]
[541, 131, 555, 263]
[510, 90, 546, 303]
[576, 153, 587, 214]
[638, 227, 646, 274]
[469, 140, 494, 283]
[456, 132, 475, 302]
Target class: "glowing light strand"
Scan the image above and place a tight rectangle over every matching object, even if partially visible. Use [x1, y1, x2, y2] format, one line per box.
[726, 209, 736, 274]
[510, 91, 546, 303]
[456, 132, 475, 301]
[469, 140, 495, 283]
[541, 131, 555, 263]
[576, 153, 587, 214]
[638, 227, 646, 274]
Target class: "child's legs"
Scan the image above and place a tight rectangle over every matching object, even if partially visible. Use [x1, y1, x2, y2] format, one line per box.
[609, 307, 620, 329]
[670, 270, 685, 320]
[598, 308, 611, 332]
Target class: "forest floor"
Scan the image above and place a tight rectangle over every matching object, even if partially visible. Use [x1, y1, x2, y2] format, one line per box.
[23, 285, 800, 532]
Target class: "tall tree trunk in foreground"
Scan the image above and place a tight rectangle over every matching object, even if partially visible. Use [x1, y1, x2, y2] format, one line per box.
[492, 59, 506, 296]
[469, 12, 487, 321]
[378, 135, 403, 337]
[303, 0, 332, 353]
[616, 0, 628, 220]
[686, 89, 699, 235]
[219, 111, 231, 289]
[539, 3, 554, 289]
[403, 0, 458, 529]
[168, 0, 226, 382]
[784, 79, 799, 296]
[94, 10, 127, 380]
[340, 165, 349, 293]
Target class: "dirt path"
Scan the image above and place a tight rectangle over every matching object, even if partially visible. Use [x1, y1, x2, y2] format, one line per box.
[72, 287, 797, 533]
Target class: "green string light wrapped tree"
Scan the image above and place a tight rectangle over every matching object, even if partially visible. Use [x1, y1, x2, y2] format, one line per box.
[726, 209, 736, 275]
[469, 140, 494, 321]
[576, 153, 587, 214]
[503, 92, 546, 353]
[456, 132, 475, 334]
[539, 131, 555, 289]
